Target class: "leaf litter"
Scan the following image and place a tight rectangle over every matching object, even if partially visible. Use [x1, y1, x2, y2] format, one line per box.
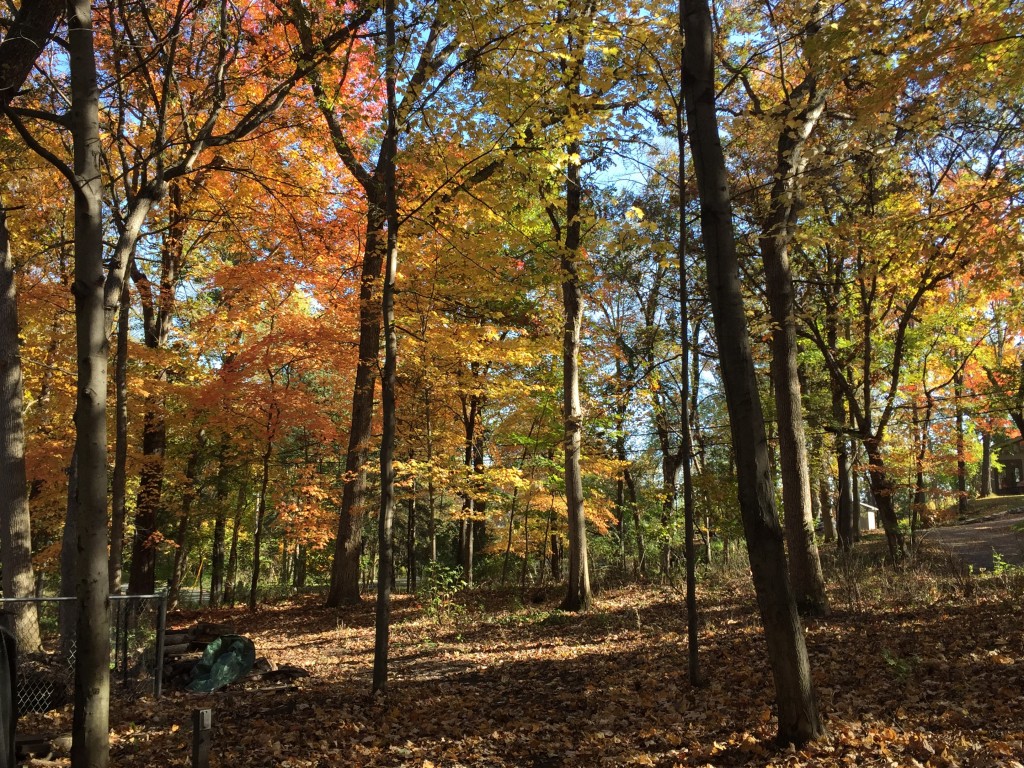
[19, 573, 1024, 767]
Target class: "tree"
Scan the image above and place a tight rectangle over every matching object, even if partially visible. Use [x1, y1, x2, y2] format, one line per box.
[681, 0, 823, 744]
[0, 206, 42, 653]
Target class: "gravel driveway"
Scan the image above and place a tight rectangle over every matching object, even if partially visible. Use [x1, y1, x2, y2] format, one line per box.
[922, 511, 1024, 572]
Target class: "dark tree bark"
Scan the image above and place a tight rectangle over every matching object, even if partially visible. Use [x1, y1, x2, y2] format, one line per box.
[980, 431, 993, 497]
[127, 183, 186, 595]
[0, 0, 64, 104]
[68, 0, 111, 761]
[954, 371, 967, 516]
[372, 0, 398, 693]
[209, 439, 231, 605]
[224, 483, 246, 607]
[248, 407, 278, 611]
[109, 281, 129, 594]
[756, 16, 829, 615]
[558, 134, 591, 612]
[673, 63, 701, 685]
[681, 0, 824, 745]
[0, 208, 42, 653]
[167, 443, 204, 608]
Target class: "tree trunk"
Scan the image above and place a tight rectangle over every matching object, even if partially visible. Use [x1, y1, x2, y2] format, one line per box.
[225, 482, 246, 607]
[167, 445, 203, 608]
[209, 440, 231, 605]
[127, 183, 185, 596]
[682, 0, 823, 744]
[980, 431, 992, 497]
[559, 135, 591, 612]
[68, 0, 111, 761]
[372, 0, 398, 691]
[862, 439, 906, 559]
[675, 95, 701, 685]
[248, 410, 276, 611]
[0, 208, 42, 653]
[327, 210, 384, 606]
[954, 371, 967, 516]
[109, 282, 129, 594]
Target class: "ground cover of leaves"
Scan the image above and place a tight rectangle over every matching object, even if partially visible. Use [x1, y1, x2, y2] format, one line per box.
[23, 561, 1024, 767]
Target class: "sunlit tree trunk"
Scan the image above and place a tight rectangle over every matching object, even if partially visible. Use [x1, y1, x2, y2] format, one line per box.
[682, 0, 823, 744]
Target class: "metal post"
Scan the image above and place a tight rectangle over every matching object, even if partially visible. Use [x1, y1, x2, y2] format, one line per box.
[154, 593, 167, 699]
[191, 708, 211, 768]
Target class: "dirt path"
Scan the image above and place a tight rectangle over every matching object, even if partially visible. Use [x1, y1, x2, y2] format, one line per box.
[922, 511, 1024, 571]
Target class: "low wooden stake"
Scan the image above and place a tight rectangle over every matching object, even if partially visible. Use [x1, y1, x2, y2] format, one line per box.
[191, 708, 211, 768]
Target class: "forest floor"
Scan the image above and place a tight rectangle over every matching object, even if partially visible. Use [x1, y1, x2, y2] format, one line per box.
[19, 548, 1024, 767]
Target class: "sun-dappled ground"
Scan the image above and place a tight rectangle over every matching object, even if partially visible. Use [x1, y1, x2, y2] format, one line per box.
[20, 551, 1024, 767]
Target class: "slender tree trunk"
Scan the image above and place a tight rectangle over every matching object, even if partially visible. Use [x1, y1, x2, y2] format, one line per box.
[682, 0, 823, 744]
[109, 282, 129, 594]
[559, 135, 590, 612]
[980, 431, 992, 497]
[224, 483, 245, 607]
[406, 490, 416, 593]
[0, 208, 42, 653]
[248, 410, 276, 611]
[209, 439, 231, 605]
[675, 95, 701, 685]
[167, 445, 203, 607]
[954, 371, 967, 516]
[372, 0, 398, 692]
[68, 0, 111, 760]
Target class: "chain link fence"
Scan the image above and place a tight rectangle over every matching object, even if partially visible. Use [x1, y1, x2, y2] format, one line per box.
[0, 594, 167, 715]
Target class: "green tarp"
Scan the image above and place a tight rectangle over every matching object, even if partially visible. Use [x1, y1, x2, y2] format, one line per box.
[187, 635, 256, 693]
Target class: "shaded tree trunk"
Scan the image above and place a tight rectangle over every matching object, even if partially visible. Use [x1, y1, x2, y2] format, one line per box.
[248, 408, 277, 611]
[682, 0, 823, 744]
[109, 282, 129, 594]
[559, 135, 590, 612]
[0, 208, 42, 653]
[224, 483, 246, 607]
[372, 0, 398, 691]
[68, 0, 111, 761]
[209, 439, 231, 606]
[980, 431, 992, 497]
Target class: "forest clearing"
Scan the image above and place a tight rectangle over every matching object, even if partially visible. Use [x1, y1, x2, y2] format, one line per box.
[19, 545, 1024, 768]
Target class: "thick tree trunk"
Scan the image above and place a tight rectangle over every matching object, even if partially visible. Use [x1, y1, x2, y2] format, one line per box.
[327, 209, 385, 607]
[0, 209, 42, 653]
[68, 0, 111, 761]
[682, 0, 823, 744]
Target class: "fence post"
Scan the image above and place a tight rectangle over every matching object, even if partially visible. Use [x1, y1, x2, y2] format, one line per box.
[154, 593, 167, 699]
[192, 708, 211, 768]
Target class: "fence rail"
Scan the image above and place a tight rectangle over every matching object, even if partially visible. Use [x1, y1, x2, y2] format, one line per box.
[0, 593, 167, 714]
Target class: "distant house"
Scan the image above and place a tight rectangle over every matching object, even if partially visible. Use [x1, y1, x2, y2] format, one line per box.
[993, 437, 1024, 495]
